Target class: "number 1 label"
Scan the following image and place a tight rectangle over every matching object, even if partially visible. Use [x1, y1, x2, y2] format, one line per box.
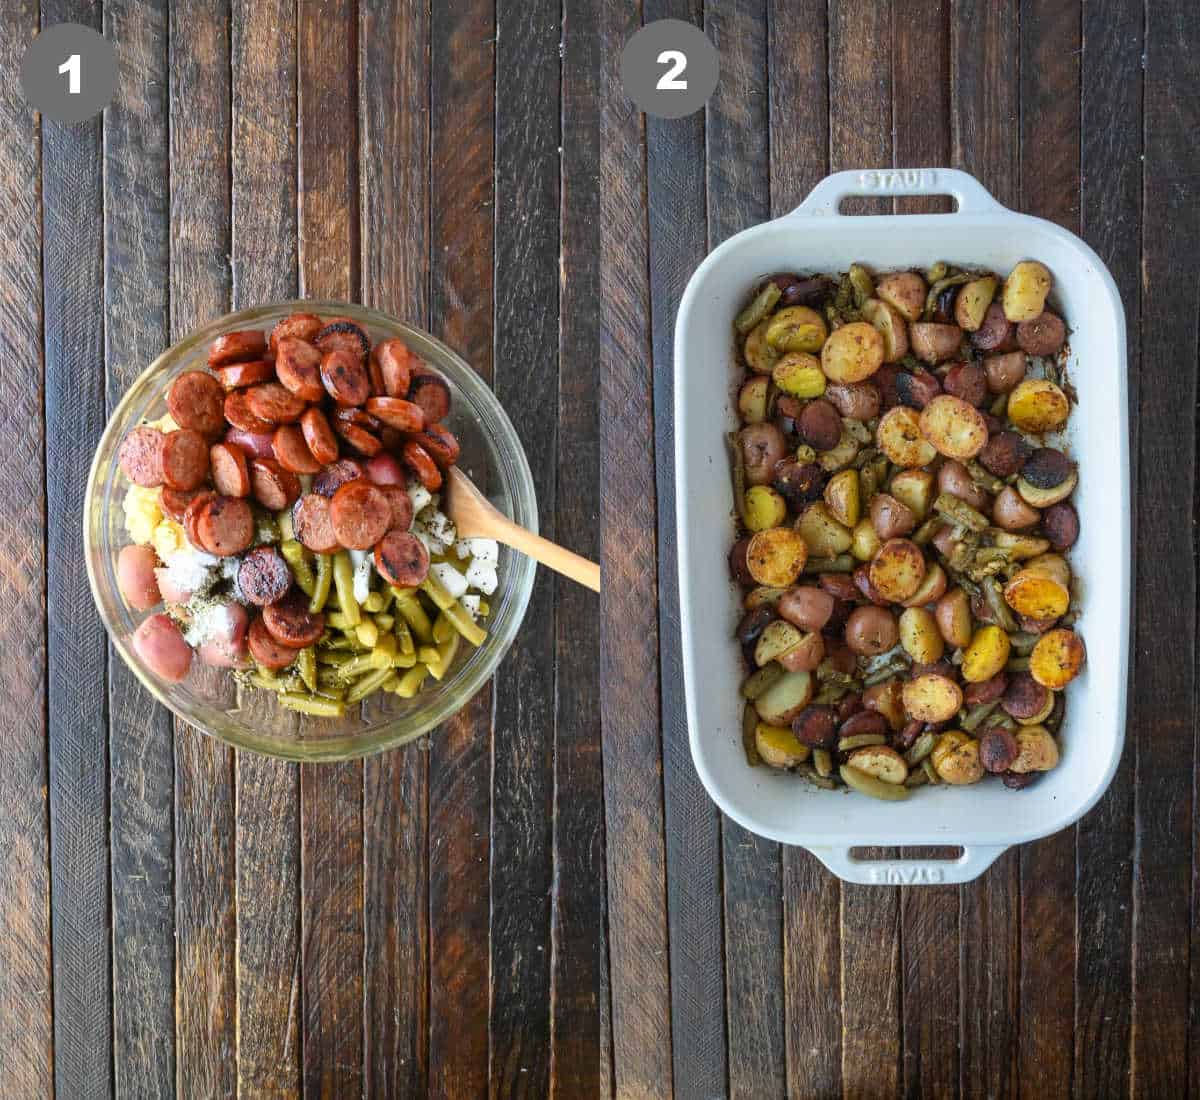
[58, 53, 80, 95]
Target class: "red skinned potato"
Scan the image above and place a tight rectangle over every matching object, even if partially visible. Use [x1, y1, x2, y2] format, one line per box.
[117, 544, 162, 610]
[936, 460, 989, 511]
[132, 613, 193, 683]
[825, 381, 880, 421]
[844, 606, 898, 657]
[777, 586, 835, 633]
[739, 423, 788, 486]
[909, 322, 963, 365]
[983, 351, 1027, 393]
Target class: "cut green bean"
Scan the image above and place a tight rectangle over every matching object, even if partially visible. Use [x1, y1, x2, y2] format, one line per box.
[735, 281, 782, 334]
[840, 764, 911, 801]
[921, 757, 941, 784]
[837, 733, 887, 752]
[804, 554, 855, 574]
[960, 700, 999, 733]
[904, 731, 937, 766]
[296, 647, 317, 693]
[394, 617, 415, 657]
[355, 619, 379, 648]
[742, 704, 761, 768]
[309, 553, 332, 613]
[432, 613, 454, 645]
[439, 600, 487, 648]
[362, 591, 385, 613]
[934, 492, 989, 532]
[333, 551, 361, 626]
[278, 692, 345, 718]
[392, 589, 434, 643]
[394, 664, 429, 698]
[345, 665, 393, 704]
[281, 540, 317, 597]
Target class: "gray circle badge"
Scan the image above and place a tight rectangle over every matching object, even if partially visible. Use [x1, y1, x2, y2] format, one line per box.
[620, 19, 719, 120]
[20, 23, 118, 124]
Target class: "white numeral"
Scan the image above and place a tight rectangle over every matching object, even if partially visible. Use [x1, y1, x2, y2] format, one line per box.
[58, 53, 81, 94]
[656, 49, 688, 90]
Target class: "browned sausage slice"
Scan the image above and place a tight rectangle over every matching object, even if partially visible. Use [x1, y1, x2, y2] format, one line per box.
[209, 441, 251, 497]
[374, 339, 417, 398]
[970, 303, 1016, 352]
[331, 414, 382, 457]
[380, 485, 414, 532]
[237, 546, 293, 606]
[272, 425, 322, 474]
[249, 457, 301, 511]
[245, 382, 306, 425]
[213, 359, 276, 390]
[269, 312, 323, 351]
[300, 407, 339, 465]
[329, 480, 392, 550]
[159, 485, 203, 522]
[262, 589, 326, 648]
[208, 329, 267, 367]
[183, 490, 217, 548]
[118, 426, 167, 486]
[374, 530, 430, 588]
[167, 370, 226, 435]
[315, 317, 370, 360]
[274, 337, 326, 402]
[292, 493, 341, 553]
[161, 429, 210, 491]
[401, 440, 442, 491]
[366, 347, 385, 396]
[365, 396, 425, 433]
[410, 422, 460, 468]
[407, 369, 451, 422]
[224, 390, 275, 434]
[196, 495, 255, 556]
[313, 458, 364, 498]
[248, 615, 301, 670]
[320, 349, 371, 406]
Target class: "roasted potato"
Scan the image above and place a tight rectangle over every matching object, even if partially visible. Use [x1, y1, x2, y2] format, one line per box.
[743, 318, 780, 373]
[877, 406, 938, 468]
[743, 485, 788, 531]
[825, 381, 881, 421]
[993, 486, 1041, 531]
[909, 322, 964, 365]
[1030, 628, 1085, 689]
[961, 625, 1011, 683]
[869, 538, 926, 603]
[888, 468, 936, 520]
[823, 468, 861, 527]
[739, 423, 787, 486]
[935, 587, 973, 648]
[754, 668, 814, 725]
[772, 352, 826, 397]
[754, 619, 805, 667]
[821, 321, 885, 383]
[1007, 378, 1069, 433]
[869, 492, 916, 539]
[817, 426, 861, 472]
[1001, 260, 1053, 322]
[755, 722, 811, 769]
[778, 586, 834, 631]
[932, 731, 984, 784]
[737, 375, 771, 423]
[765, 306, 828, 353]
[746, 527, 809, 588]
[983, 350, 1027, 393]
[919, 394, 988, 460]
[863, 677, 906, 730]
[777, 630, 825, 672]
[901, 561, 948, 608]
[1008, 725, 1060, 772]
[903, 673, 964, 723]
[899, 607, 945, 664]
[954, 275, 999, 331]
[846, 745, 908, 785]
[875, 270, 926, 322]
[1003, 564, 1070, 621]
[860, 298, 910, 362]
[844, 606, 899, 657]
[851, 517, 882, 561]
[796, 501, 853, 558]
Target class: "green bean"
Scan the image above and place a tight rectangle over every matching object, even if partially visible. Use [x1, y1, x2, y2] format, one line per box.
[812, 748, 833, 779]
[313, 683, 346, 702]
[904, 768, 928, 788]
[309, 553, 332, 613]
[1008, 631, 1039, 656]
[362, 591, 385, 614]
[439, 599, 487, 648]
[1006, 656, 1031, 672]
[727, 433, 748, 528]
[911, 516, 942, 547]
[296, 647, 317, 693]
[336, 651, 393, 679]
[345, 665, 394, 704]
[275, 509, 295, 543]
[393, 590, 434, 643]
[373, 613, 395, 632]
[960, 700, 999, 733]
[249, 670, 283, 693]
[426, 631, 460, 681]
[742, 664, 785, 700]
[395, 616, 415, 657]
[989, 392, 1009, 417]
[742, 704, 761, 768]
[797, 762, 837, 790]
[921, 757, 941, 784]
[394, 664, 429, 698]
[934, 492, 989, 532]
[317, 649, 353, 666]
[812, 683, 850, 706]
[279, 692, 345, 718]
[967, 460, 1004, 494]
[837, 733, 887, 752]
[804, 554, 855, 574]
[392, 650, 418, 669]
[281, 540, 317, 597]
[840, 764, 911, 801]
[735, 281, 782, 334]
[333, 551, 361, 626]
[904, 731, 937, 766]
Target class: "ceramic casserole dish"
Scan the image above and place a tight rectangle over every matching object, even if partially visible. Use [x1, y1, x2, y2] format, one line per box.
[674, 168, 1129, 885]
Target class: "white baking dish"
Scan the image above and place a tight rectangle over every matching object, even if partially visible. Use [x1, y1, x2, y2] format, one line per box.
[674, 168, 1129, 885]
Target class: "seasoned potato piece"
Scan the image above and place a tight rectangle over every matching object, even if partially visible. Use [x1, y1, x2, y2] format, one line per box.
[744, 586, 787, 611]
[754, 668, 814, 725]
[743, 485, 788, 531]
[1001, 260, 1053, 322]
[821, 321, 885, 383]
[919, 394, 988, 460]
[954, 275, 999, 331]
[931, 731, 984, 785]
[772, 352, 826, 397]
[877, 406, 937, 467]
[1003, 566, 1070, 621]
[1030, 628, 1086, 689]
[765, 306, 828, 353]
[743, 318, 780, 373]
[747, 527, 809, 588]
[901, 561, 947, 608]
[903, 674, 964, 723]
[847, 745, 908, 785]
[868, 538, 926, 602]
[737, 376, 771, 423]
[993, 485, 1041, 531]
[851, 517, 882, 561]
[863, 677, 906, 730]
[888, 469, 935, 520]
[983, 350, 1028, 394]
[870, 492, 916, 539]
[899, 607, 945, 664]
[991, 530, 1052, 560]
[817, 426, 861, 472]
[755, 722, 811, 769]
[909, 322, 963, 365]
[777, 631, 825, 672]
[935, 587, 973, 647]
[754, 619, 805, 667]
[961, 624, 1012, 683]
[823, 469, 861, 527]
[1009, 725, 1060, 772]
[796, 502, 853, 558]
[845, 607, 899, 657]
[875, 270, 926, 322]
[1007, 378, 1069, 433]
[860, 298, 910, 362]
[777, 586, 834, 631]
[1017, 468, 1077, 508]
[1025, 553, 1070, 588]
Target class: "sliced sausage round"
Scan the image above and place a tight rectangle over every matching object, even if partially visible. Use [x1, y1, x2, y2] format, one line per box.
[274, 337, 326, 402]
[1016, 311, 1066, 357]
[182, 490, 217, 549]
[292, 492, 341, 553]
[300, 407, 339, 465]
[237, 546, 293, 607]
[159, 486, 202, 522]
[313, 457, 364, 498]
[208, 329, 267, 367]
[414, 423, 460, 468]
[407, 369, 452, 423]
[262, 589, 326, 648]
[331, 414, 382, 457]
[321, 349, 371, 406]
[269, 311, 323, 351]
[1001, 671, 1051, 720]
[365, 396, 426, 433]
[249, 457, 301, 511]
[213, 359, 276, 390]
[401, 440, 442, 491]
[196, 495, 255, 557]
[132, 613, 194, 682]
[315, 317, 370, 360]
[374, 339, 417, 397]
[224, 390, 275, 434]
[167, 370, 226, 435]
[330, 480, 393, 550]
[381, 485, 414, 531]
[245, 382, 306, 425]
[247, 614, 301, 670]
[118, 426, 167, 486]
[374, 530, 430, 588]
[272, 425, 322, 474]
[223, 426, 275, 459]
[209, 441, 251, 497]
[161, 429, 210, 491]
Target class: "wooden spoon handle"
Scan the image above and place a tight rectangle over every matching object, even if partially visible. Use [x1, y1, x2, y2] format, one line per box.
[496, 521, 600, 592]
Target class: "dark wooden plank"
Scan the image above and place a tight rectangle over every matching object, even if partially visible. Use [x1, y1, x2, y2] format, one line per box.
[168, 2, 237, 1093]
[0, 6, 53, 1095]
[641, 2, 728, 1094]
[428, 1, 495, 1095]
[41, 2, 111, 1095]
[705, 3, 785, 1097]
[766, 5, 839, 1096]
[551, 5, 604, 1096]
[1073, 3, 1141, 1096]
[1133, 3, 1196, 1097]
[599, 0, 675, 1094]
[102, 2, 175, 1095]
[358, 1, 431, 1094]
[950, 4, 1021, 1096]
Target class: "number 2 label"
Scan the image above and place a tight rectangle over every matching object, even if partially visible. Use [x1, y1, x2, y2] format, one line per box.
[656, 49, 687, 90]
[58, 53, 80, 95]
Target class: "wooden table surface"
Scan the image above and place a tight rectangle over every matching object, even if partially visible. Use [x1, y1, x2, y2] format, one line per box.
[1, 2, 600, 1097]
[600, 1, 1196, 1098]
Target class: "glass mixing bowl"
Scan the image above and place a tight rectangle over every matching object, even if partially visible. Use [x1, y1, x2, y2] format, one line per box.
[85, 301, 537, 761]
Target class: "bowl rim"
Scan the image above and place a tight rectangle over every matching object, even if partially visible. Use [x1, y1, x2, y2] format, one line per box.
[85, 299, 538, 761]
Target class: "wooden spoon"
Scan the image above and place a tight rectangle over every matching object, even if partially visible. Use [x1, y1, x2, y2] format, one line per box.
[443, 466, 600, 593]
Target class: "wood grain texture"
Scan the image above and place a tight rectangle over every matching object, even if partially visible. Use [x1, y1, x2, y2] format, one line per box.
[103, 2, 175, 1096]
[358, 0, 431, 1093]
[428, 2, 495, 1096]
[1133, 2, 1197, 1097]
[0, 5, 52, 1096]
[599, 1, 675, 1095]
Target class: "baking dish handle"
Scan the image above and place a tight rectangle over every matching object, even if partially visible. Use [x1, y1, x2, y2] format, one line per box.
[806, 844, 1008, 885]
[789, 168, 1006, 218]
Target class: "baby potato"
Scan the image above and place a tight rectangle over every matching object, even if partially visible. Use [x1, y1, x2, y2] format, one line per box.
[737, 375, 771, 423]
[755, 722, 811, 769]
[743, 485, 788, 531]
[1017, 468, 1077, 508]
[935, 587, 973, 648]
[851, 517, 882, 561]
[1001, 260, 1053, 323]
[961, 624, 1011, 683]
[909, 322, 964, 365]
[746, 527, 809, 588]
[817, 427, 861, 473]
[863, 677, 906, 730]
[754, 619, 805, 667]
[1007, 378, 1069, 433]
[744, 585, 786, 611]
[901, 561, 948, 608]
[1003, 567, 1070, 621]
[875, 270, 927, 322]
[1009, 725, 1060, 773]
[919, 394, 989, 460]
[888, 468, 935, 520]
[743, 318, 781, 373]
[931, 731, 984, 785]
[877, 406, 938, 468]
[903, 673, 964, 723]
[860, 298, 910, 362]
[868, 538, 926, 602]
[954, 275, 999, 332]
[777, 585, 834, 632]
[772, 352, 827, 397]
[991, 530, 1052, 560]
[845, 606, 899, 658]
[823, 468, 861, 527]
[1026, 552, 1071, 588]
[739, 423, 788, 486]
[1030, 628, 1086, 689]
[869, 492, 916, 539]
[821, 321, 885, 383]
[847, 745, 908, 785]
[796, 502, 853, 558]
[765, 306, 828, 353]
[992, 485, 1041, 531]
[777, 630, 825, 672]
[754, 668, 814, 725]
[899, 607, 945, 664]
